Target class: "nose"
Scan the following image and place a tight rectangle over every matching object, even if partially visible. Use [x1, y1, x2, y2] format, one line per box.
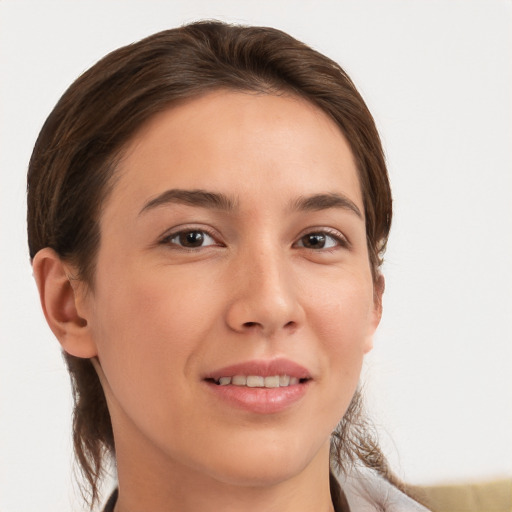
[225, 246, 305, 337]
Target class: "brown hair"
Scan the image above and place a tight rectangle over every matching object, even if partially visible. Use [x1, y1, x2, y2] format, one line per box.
[28, 21, 399, 508]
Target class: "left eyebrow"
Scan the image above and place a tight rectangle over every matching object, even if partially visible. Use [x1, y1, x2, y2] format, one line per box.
[290, 193, 363, 219]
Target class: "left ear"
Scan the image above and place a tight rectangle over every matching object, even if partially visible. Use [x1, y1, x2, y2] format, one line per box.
[363, 273, 385, 354]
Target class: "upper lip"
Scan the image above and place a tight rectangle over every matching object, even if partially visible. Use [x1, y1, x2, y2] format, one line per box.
[204, 358, 312, 381]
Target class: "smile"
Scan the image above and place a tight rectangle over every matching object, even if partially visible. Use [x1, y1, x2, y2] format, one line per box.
[214, 375, 303, 387]
[203, 358, 312, 414]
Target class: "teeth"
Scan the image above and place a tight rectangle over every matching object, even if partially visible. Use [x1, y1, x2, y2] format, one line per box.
[232, 375, 247, 386]
[216, 375, 303, 388]
[246, 376, 264, 387]
[279, 375, 290, 386]
[264, 375, 280, 388]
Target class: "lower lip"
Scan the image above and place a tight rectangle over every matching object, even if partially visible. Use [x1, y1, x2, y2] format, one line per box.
[204, 380, 310, 414]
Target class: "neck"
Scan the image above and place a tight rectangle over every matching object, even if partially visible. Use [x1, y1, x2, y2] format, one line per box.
[112, 424, 335, 512]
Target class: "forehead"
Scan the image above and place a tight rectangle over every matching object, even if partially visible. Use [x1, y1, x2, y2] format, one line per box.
[108, 90, 362, 217]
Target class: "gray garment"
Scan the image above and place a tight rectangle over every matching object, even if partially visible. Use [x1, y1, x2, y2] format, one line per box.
[338, 466, 430, 512]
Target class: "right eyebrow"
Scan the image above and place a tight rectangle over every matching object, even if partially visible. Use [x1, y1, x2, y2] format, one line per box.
[139, 189, 237, 215]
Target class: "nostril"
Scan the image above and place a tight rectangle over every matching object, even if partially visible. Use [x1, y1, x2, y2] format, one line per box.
[242, 320, 296, 331]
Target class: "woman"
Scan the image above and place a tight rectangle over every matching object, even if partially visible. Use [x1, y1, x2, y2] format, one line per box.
[28, 21, 429, 512]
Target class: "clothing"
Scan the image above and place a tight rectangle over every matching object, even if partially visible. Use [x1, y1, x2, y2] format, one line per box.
[103, 488, 117, 512]
[339, 467, 430, 512]
[102, 467, 430, 512]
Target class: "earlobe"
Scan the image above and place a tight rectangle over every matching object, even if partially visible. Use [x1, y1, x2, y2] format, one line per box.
[32, 248, 97, 358]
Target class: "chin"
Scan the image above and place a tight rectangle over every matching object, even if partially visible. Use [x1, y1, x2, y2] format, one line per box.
[193, 433, 329, 488]
[206, 458, 308, 488]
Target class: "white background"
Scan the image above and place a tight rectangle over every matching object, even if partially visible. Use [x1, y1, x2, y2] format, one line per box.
[1, 1, 511, 511]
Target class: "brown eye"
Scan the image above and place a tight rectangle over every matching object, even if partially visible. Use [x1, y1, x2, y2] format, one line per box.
[301, 233, 327, 249]
[165, 230, 216, 248]
[296, 231, 343, 250]
[180, 231, 205, 247]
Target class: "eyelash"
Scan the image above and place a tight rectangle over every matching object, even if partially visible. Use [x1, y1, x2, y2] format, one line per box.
[159, 227, 349, 252]
[294, 228, 349, 251]
[159, 227, 222, 251]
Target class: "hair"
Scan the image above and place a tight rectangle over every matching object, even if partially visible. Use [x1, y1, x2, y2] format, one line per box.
[27, 20, 410, 509]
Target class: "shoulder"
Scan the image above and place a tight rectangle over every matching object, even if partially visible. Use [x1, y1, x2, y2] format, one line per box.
[337, 466, 431, 512]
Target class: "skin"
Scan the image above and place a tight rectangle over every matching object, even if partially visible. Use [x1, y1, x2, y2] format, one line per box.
[34, 90, 383, 512]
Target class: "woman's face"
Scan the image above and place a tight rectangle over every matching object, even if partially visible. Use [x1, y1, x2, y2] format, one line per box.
[77, 90, 382, 486]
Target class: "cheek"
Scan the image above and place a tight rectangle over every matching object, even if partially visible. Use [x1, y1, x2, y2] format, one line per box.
[94, 258, 213, 340]
[88, 269, 223, 455]
[306, 270, 374, 345]
[304, 271, 374, 402]
[89, 266, 216, 405]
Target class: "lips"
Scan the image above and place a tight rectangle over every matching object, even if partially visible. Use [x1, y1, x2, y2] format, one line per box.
[203, 358, 312, 414]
